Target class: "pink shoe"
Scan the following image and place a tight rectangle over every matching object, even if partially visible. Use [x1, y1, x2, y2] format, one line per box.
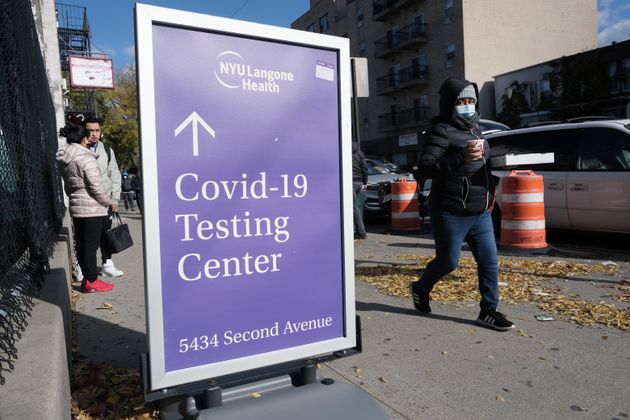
[81, 278, 115, 293]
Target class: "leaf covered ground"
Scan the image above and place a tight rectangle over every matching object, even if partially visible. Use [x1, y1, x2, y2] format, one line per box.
[70, 290, 157, 420]
[69, 256, 628, 418]
[356, 255, 630, 331]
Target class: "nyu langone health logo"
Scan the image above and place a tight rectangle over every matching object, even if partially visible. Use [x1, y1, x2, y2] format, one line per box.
[213, 51, 294, 94]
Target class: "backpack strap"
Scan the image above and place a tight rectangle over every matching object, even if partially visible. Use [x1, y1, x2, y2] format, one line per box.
[103, 142, 111, 165]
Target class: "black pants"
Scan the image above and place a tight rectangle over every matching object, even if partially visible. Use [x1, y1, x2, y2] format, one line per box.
[135, 191, 143, 214]
[99, 212, 113, 264]
[74, 216, 108, 282]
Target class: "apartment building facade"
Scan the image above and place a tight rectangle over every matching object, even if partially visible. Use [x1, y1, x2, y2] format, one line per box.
[292, 0, 597, 165]
[494, 39, 630, 127]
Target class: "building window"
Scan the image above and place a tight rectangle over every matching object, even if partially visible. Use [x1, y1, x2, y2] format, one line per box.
[609, 61, 619, 93]
[357, 7, 364, 27]
[414, 97, 429, 121]
[444, 0, 454, 24]
[540, 78, 551, 93]
[412, 55, 428, 78]
[359, 41, 367, 57]
[319, 14, 329, 33]
[528, 82, 538, 108]
[388, 64, 401, 88]
[622, 58, 630, 92]
[411, 14, 425, 36]
[446, 44, 455, 68]
[386, 26, 400, 49]
[390, 104, 398, 126]
[306, 23, 315, 32]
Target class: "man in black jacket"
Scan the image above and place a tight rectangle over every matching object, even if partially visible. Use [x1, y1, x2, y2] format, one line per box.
[409, 78, 514, 331]
[352, 141, 368, 239]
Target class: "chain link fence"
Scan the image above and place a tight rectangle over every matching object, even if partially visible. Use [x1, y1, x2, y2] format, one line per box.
[0, 0, 66, 384]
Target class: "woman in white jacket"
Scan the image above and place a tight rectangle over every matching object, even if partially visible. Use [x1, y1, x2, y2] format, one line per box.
[57, 125, 119, 293]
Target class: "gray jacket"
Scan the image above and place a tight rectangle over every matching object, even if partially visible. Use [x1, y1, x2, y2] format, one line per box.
[56, 143, 115, 218]
[93, 141, 121, 200]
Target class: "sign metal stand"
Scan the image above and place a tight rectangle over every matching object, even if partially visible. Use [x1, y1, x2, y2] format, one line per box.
[140, 316, 364, 418]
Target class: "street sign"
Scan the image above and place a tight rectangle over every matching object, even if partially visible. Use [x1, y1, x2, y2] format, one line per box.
[135, 4, 355, 390]
[68, 56, 114, 89]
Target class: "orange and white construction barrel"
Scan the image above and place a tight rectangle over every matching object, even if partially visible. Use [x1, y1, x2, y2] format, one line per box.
[390, 178, 422, 233]
[499, 170, 547, 249]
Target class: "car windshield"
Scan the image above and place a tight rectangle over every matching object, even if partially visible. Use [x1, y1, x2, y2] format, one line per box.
[380, 161, 401, 172]
[367, 161, 390, 175]
[368, 158, 403, 173]
[479, 120, 510, 134]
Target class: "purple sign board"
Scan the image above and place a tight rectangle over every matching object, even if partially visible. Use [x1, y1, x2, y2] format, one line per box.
[135, 4, 355, 390]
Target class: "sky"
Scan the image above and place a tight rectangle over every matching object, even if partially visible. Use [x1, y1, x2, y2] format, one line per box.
[598, 0, 630, 46]
[68, 0, 311, 70]
[60, 0, 630, 71]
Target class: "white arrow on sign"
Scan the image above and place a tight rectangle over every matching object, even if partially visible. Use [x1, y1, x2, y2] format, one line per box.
[174, 111, 216, 156]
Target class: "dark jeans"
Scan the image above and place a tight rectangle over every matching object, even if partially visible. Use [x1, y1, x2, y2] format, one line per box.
[74, 216, 108, 282]
[417, 204, 499, 311]
[353, 182, 366, 236]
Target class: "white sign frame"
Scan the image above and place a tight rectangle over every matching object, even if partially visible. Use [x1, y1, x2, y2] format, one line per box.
[135, 3, 356, 391]
[68, 56, 114, 89]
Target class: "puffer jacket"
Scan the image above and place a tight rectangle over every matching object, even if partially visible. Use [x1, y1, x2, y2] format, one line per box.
[419, 78, 495, 214]
[56, 143, 114, 218]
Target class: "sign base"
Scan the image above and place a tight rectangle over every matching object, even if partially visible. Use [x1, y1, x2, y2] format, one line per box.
[187, 375, 388, 419]
[141, 316, 371, 417]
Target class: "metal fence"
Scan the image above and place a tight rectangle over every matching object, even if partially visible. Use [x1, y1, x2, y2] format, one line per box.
[0, 0, 66, 384]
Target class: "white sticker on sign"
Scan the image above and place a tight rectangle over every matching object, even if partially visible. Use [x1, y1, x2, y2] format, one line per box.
[316, 61, 335, 81]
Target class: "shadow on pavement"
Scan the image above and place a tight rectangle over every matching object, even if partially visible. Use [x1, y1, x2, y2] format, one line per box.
[71, 290, 147, 369]
[386, 242, 434, 250]
[356, 301, 477, 327]
[355, 259, 421, 266]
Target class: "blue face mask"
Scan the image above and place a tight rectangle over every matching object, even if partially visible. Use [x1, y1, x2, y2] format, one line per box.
[454, 104, 476, 118]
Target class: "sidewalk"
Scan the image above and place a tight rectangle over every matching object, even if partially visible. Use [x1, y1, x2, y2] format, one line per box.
[73, 212, 630, 419]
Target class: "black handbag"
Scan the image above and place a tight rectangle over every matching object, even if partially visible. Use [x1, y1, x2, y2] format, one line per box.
[105, 213, 133, 254]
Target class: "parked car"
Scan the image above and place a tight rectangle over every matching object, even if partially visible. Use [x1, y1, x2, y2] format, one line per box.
[486, 119, 630, 234]
[363, 160, 414, 218]
[366, 157, 407, 174]
[479, 119, 511, 135]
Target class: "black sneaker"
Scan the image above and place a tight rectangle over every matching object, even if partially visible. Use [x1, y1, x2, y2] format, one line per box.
[409, 283, 431, 314]
[354, 233, 367, 240]
[476, 310, 515, 331]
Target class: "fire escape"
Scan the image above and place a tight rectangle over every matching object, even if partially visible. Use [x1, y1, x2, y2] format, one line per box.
[56, 2, 99, 118]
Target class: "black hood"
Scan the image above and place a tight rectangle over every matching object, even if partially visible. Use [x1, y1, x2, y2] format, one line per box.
[437, 78, 480, 123]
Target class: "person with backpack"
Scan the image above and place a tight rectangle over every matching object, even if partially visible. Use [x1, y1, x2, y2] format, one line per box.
[121, 171, 135, 211]
[83, 117, 124, 278]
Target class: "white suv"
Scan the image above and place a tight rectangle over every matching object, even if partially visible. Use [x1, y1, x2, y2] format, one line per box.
[487, 119, 630, 234]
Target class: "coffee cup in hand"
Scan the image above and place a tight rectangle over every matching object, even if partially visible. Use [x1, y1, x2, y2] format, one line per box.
[467, 139, 484, 160]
